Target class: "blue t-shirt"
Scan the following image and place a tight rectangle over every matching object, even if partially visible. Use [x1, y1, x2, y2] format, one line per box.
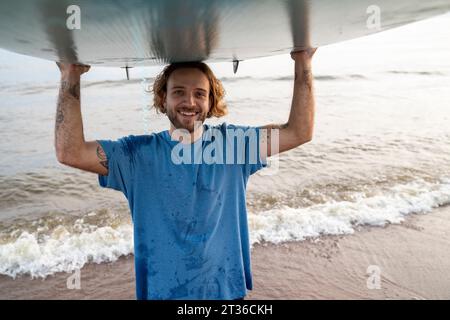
[97, 123, 266, 300]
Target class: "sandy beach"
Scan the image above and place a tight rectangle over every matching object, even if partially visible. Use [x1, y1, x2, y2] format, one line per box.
[1, 205, 449, 300]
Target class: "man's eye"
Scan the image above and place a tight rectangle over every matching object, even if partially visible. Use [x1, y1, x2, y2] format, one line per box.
[196, 92, 206, 98]
[174, 90, 183, 95]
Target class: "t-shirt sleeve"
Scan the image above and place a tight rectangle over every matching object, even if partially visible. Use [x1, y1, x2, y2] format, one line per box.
[96, 135, 137, 197]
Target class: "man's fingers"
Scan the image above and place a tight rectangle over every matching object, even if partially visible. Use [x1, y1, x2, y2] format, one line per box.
[76, 63, 91, 74]
[56, 62, 91, 75]
[56, 61, 64, 71]
[290, 47, 317, 55]
[290, 47, 318, 60]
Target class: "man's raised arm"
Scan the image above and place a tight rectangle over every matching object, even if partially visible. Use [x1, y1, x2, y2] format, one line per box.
[260, 48, 316, 158]
[54, 63, 109, 176]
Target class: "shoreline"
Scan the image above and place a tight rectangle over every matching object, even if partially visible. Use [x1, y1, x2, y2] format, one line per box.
[1, 205, 449, 300]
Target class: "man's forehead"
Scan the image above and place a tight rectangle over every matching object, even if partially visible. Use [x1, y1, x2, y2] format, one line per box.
[167, 68, 209, 89]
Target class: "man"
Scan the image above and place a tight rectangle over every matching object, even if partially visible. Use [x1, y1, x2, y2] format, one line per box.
[55, 48, 316, 300]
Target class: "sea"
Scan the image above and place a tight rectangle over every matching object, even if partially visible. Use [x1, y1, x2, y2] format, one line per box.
[0, 13, 449, 279]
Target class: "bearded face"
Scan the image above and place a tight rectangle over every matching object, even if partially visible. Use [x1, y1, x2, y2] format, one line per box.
[164, 68, 211, 133]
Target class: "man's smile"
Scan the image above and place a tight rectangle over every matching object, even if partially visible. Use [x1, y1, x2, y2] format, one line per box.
[178, 110, 200, 117]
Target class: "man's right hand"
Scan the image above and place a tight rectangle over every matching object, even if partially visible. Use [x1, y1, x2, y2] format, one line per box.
[56, 62, 91, 78]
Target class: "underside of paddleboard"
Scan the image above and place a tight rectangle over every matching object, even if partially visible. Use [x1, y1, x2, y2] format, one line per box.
[0, 0, 449, 67]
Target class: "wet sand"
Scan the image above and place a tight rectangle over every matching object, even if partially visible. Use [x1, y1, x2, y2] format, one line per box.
[1, 206, 449, 300]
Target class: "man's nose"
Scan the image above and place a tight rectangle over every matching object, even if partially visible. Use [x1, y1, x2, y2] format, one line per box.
[184, 92, 196, 106]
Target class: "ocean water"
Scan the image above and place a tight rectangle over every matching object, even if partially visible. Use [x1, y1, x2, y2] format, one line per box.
[0, 14, 449, 278]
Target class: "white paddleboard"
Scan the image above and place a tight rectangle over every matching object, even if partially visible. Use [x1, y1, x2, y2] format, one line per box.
[0, 0, 449, 67]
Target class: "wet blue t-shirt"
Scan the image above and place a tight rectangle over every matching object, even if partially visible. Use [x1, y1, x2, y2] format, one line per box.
[97, 123, 266, 300]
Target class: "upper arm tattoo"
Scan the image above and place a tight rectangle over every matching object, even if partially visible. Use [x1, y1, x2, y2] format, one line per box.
[96, 144, 109, 170]
[265, 123, 288, 140]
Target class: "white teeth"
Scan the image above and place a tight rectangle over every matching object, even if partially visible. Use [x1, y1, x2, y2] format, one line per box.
[180, 111, 197, 116]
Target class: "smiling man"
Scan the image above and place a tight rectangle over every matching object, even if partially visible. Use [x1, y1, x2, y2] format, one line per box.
[158, 65, 214, 134]
[54, 48, 316, 300]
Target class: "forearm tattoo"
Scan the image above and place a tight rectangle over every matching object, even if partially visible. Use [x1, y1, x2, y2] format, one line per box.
[55, 80, 80, 131]
[61, 80, 80, 100]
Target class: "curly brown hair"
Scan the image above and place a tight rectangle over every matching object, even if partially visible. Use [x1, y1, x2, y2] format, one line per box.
[152, 62, 228, 118]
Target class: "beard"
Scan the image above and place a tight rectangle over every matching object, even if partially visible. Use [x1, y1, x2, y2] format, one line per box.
[166, 106, 208, 132]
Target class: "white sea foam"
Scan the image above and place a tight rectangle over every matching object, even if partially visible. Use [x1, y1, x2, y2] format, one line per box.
[248, 178, 450, 246]
[0, 177, 449, 278]
[0, 222, 133, 279]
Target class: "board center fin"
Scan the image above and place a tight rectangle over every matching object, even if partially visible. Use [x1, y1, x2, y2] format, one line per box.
[121, 66, 133, 80]
[233, 60, 240, 74]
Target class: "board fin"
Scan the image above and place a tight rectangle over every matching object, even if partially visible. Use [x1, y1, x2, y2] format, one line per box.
[233, 60, 240, 74]
[121, 66, 132, 80]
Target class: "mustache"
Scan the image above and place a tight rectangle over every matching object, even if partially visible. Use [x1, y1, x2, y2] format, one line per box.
[177, 107, 202, 113]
